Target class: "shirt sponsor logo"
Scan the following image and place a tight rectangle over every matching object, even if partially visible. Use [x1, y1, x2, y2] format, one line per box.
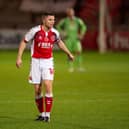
[39, 35, 43, 40]
[38, 42, 53, 48]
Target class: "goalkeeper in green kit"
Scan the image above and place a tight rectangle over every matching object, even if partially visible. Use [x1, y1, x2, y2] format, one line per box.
[57, 8, 87, 72]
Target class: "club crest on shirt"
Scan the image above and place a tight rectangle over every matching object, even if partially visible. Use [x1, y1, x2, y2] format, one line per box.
[50, 35, 56, 42]
[38, 35, 43, 40]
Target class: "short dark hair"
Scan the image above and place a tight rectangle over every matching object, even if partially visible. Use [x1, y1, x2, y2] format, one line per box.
[42, 12, 55, 19]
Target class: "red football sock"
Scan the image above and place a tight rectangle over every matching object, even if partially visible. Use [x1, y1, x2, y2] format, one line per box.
[45, 96, 53, 113]
[35, 97, 44, 113]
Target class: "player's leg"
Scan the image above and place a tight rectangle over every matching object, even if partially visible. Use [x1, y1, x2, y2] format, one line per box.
[74, 41, 85, 71]
[34, 84, 45, 120]
[44, 80, 53, 122]
[68, 58, 74, 72]
[29, 58, 45, 120]
[75, 51, 82, 67]
[65, 39, 74, 72]
[42, 68, 54, 122]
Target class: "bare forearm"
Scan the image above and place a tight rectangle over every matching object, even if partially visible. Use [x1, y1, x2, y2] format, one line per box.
[16, 40, 26, 68]
[58, 40, 74, 60]
[17, 40, 26, 59]
[58, 40, 71, 55]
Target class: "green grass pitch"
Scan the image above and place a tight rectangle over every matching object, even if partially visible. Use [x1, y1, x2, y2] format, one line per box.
[0, 50, 129, 129]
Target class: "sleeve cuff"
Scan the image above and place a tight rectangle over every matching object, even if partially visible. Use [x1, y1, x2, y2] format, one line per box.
[24, 39, 28, 43]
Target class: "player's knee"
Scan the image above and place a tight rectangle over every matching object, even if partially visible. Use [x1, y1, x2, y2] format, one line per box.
[35, 90, 42, 96]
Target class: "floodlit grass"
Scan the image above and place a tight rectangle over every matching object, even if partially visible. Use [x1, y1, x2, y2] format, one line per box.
[0, 50, 129, 129]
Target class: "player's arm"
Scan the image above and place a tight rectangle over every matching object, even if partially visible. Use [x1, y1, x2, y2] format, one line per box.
[16, 27, 35, 68]
[78, 19, 87, 40]
[57, 40, 74, 61]
[56, 19, 67, 39]
[16, 39, 27, 68]
[56, 19, 65, 32]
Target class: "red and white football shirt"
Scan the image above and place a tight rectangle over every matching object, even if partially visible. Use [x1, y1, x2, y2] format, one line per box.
[24, 25, 60, 58]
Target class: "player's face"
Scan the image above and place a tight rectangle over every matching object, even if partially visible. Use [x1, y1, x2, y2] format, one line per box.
[67, 8, 75, 17]
[43, 15, 55, 29]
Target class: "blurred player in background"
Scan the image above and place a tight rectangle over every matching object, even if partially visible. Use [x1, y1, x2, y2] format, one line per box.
[16, 12, 74, 122]
[57, 8, 87, 72]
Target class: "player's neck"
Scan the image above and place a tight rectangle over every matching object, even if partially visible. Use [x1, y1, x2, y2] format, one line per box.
[69, 16, 74, 20]
[42, 25, 51, 32]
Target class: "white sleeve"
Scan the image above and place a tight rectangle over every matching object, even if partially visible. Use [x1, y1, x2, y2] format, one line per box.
[56, 30, 61, 42]
[24, 26, 40, 42]
[52, 28, 61, 43]
[24, 28, 35, 42]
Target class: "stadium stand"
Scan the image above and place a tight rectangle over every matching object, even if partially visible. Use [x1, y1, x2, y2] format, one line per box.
[75, 0, 129, 51]
[20, 0, 76, 13]
[0, 0, 129, 50]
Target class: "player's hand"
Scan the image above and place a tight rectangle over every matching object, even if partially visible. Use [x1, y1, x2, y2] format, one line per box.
[16, 58, 22, 68]
[68, 53, 74, 61]
[78, 34, 83, 40]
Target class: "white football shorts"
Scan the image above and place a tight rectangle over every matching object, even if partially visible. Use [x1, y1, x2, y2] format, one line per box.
[29, 57, 54, 84]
